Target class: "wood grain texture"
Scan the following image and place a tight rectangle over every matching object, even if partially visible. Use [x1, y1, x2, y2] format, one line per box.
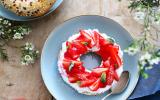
[0, 0, 144, 100]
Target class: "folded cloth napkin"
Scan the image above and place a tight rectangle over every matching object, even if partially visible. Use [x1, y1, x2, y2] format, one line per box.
[129, 63, 160, 99]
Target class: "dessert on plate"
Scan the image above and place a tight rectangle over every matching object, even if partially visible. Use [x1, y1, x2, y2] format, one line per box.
[0, 0, 56, 16]
[58, 29, 123, 95]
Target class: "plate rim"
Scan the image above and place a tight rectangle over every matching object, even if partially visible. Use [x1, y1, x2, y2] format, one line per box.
[41, 15, 140, 100]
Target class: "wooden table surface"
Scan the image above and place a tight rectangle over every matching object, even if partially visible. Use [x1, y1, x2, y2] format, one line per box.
[0, 0, 143, 100]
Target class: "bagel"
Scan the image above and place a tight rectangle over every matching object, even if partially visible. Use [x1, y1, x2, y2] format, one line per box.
[58, 29, 123, 95]
[0, 0, 56, 16]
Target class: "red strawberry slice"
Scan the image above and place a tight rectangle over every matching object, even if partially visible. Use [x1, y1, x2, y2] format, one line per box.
[106, 65, 115, 85]
[96, 45, 110, 61]
[72, 41, 87, 54]
[68, 75, 79, 83]
[70, 65, 85, 74]
[76, 72, 90, 80]
[113, 71, 119, 81]
[106, 73, 114, 85]
[92, 68, 108, 76]
[99, 34, 112, 46]
[64, 42, 81, 60]
[92, 31, 100, 49]
[80, 79, 95, 87]
[103, 60, 110, 68]
[89, 79, 101, 91]
[77, 30, 94, 48]
[109, 45, 122, 68]
[79, 30, 92, 40]
[62, 59, 82, 70]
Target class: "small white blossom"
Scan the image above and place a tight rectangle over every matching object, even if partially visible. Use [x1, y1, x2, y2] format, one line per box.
[25, 42, 34, 51]
[21, 42, 39, 66]
[3, 20, 9, 25]
[21, 61, 28, 66]
[0, 31, 4, 35]
[36, 50, 39, 54]
[134, 11, 145, 20]
[141, 60, 147, 66]
[124, 47, 139, 56]
[150, 57, 160, 65]
[24, 55, 33, 62]
[139, 52, 152, 61]
[145, 66, 153, 70]
[13, 33, 23, 40]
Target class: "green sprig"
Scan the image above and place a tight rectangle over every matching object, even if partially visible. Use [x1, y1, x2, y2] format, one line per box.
[122, 0, 160, 79]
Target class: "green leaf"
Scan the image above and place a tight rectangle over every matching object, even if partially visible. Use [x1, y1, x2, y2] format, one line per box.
[141, 72, 149, 79]
[114, 64, 118, 68]
[81, 42, 88, 46]
[100, 72, 106, 83]
[76, 81, 81, 86]
[107, 38, 115, 44]
[69, 62, 74, 71]
[66, 46, 70, 49]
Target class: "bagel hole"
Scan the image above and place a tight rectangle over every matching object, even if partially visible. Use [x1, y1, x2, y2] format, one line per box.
[80, 52, 102, 70]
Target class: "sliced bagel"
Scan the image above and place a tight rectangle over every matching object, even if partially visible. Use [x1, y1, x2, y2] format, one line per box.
[0, 0, 56, 16]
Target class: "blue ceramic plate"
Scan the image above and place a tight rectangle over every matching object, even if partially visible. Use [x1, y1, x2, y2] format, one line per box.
[41, 15, 139, 100]
[0, 0, 63, 21]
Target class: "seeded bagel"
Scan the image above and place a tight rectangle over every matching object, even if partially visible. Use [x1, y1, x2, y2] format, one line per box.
[0, 0, 56, 16]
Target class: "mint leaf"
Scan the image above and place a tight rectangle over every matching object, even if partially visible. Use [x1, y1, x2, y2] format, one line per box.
[100, 72, 106, 83]
[81, 42, 88, 46]
[107, 38, 115, 44]
[69, 62, 74, 71]
[76, 81, 81, 86]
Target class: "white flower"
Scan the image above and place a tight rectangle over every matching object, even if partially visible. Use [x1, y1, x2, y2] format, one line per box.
[141, 60, 147, 66]
[145, 66, 153, 70]
[3, 20, 10, 25]
[36, 50, 39, 54]
[21, 61, 27, 66]
[0, 31, 4, 35]
[150, 57, 160, 65]
[8, 23, 11, 26]
[24, 55, 33, 62]
[25, 42, 34, 51]
[13, 33, 23, 40]
[134, 11, 145, 20]
[140, 52, 152, 61]
[124, 47, 139, 56]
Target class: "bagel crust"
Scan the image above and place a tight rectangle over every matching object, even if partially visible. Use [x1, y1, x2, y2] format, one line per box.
[0, 0, 56, 16]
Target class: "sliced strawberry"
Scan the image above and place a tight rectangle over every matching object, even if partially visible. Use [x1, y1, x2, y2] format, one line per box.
[103, 60, 110, 68]
[106, 73, 114, 85]
[70, 65, 85, 74]
[92, 68, 108, 76]
[79, 30, 92, 40]
[68, 75, 79, 83]
[64, 42, 82, 60]
[92, 31, 100, 49]
[109, 45, 122, 68]
[96, 45, 110, 61]
[99, 34, 113, 46]
[72, 40, 87, 54]
[106, 66, 114, 85]
[62, 59, 82, 70]
[80, 79, 95, 87]
[76, 30, 94, 48]
[113, 71, 119, 81]
[89, 79, 101, 91]
[76, 72, 90, 80]
[66, 41, 72, 48]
